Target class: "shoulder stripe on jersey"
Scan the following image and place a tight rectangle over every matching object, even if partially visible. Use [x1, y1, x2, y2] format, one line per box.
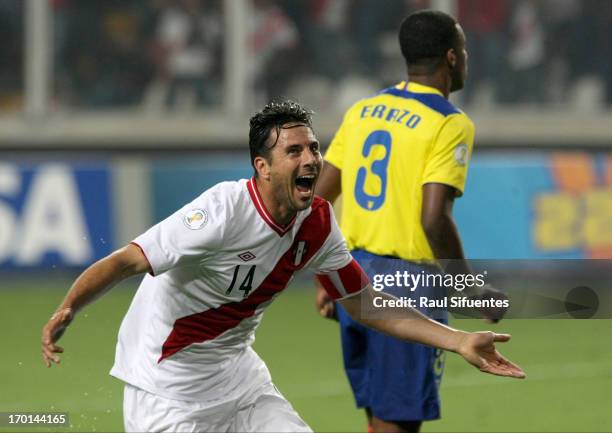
[316, 258, 369, 301]
[318, 274, 342, 299]
[318, 271, 346, 298]
[338, 259, 368, 293]
[247, 177, 296, 236]
[158, 197, 331, 362]
[380, 87, 460, 117]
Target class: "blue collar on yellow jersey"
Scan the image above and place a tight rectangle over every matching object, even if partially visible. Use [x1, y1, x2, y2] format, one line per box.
[379, 81, 460, 117]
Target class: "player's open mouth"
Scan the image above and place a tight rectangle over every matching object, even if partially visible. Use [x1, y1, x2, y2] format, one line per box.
[295, 174, 316, 195]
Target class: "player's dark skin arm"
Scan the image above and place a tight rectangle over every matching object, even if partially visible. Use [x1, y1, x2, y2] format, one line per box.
[41, 244, 151, 367]
[315, 161, 342, 203]
[422, 183, 507, 321]
[421, 183, 471, 275]
[314, 162, 342, 318]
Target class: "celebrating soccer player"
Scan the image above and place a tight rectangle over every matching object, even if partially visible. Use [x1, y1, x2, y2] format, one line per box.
[42, 99, 523, 433]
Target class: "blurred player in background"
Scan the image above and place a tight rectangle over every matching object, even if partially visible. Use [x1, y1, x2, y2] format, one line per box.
[42, 101, 523, 432]
[315, 9, 504, 433]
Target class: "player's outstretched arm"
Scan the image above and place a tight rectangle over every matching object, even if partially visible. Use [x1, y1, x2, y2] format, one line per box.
[339, 286, 526, 379]
[41, 244, 151, 368]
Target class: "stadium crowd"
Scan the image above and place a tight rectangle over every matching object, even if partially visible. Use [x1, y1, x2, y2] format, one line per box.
[0, 0, 611, 111]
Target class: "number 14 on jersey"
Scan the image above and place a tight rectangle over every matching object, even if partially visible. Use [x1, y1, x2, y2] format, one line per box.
[225, 265, 256, 297]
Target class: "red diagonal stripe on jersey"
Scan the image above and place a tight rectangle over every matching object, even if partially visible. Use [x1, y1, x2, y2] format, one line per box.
[159, 197, 331, 362]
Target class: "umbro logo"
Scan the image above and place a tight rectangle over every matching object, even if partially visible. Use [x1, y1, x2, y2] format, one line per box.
[238, 251, 256, 262]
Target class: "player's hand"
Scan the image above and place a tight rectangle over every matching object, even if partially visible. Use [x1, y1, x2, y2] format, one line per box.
[457, 331, 526, 379]
[315, 282, 337, 321]
[41, 307, 73, 368]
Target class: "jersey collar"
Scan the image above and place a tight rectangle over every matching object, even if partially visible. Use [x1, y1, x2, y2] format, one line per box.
[397, 81, 444, 96]
[247, 177, 296, 236]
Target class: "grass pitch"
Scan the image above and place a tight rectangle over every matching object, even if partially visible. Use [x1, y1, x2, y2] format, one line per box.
[1, 279, 611, 432]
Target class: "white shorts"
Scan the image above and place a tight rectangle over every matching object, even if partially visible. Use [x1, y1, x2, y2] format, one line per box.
[123, 380, 311, 432]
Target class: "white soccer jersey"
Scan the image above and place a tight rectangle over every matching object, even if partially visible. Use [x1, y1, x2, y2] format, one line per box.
[110, 178, 368, 401]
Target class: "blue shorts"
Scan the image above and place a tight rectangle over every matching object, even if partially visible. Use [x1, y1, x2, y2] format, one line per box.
[337, 250, 447, 421]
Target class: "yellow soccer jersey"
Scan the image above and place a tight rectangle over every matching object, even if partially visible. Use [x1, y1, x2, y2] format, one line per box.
[325, 81, 475, 262]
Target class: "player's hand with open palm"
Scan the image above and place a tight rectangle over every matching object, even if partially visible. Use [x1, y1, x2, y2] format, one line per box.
[41, 307, 74, 367]
[457, 331, 526, 379]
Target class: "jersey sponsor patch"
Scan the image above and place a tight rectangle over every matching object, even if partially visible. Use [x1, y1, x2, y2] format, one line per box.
[454, 143, 469, 166]
[183, 208, 208, 230]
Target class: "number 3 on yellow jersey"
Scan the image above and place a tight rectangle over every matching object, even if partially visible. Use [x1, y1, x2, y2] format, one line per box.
[354, 130, 392, 211]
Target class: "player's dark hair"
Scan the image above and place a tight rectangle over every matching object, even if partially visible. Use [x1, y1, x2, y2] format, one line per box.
[248, 99, 313, 171]
[399, 10, 460, 71]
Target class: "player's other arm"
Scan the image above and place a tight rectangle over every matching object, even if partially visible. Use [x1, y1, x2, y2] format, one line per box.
[422, 183, 507, 322]
[421, 113, 473, 274]
[41, 244, 150, 367]
[314, 161, 342, 319]
[421, 183, 469, 274]
[338, 286, 526, 379]
[422, 115, 507, 321]
[315, 161, 342, 203]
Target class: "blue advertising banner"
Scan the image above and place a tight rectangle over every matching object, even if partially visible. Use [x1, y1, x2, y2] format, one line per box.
[456, 153, 612, 259]
[0, 162, 113, 268]
[10, 152, 609, 269]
